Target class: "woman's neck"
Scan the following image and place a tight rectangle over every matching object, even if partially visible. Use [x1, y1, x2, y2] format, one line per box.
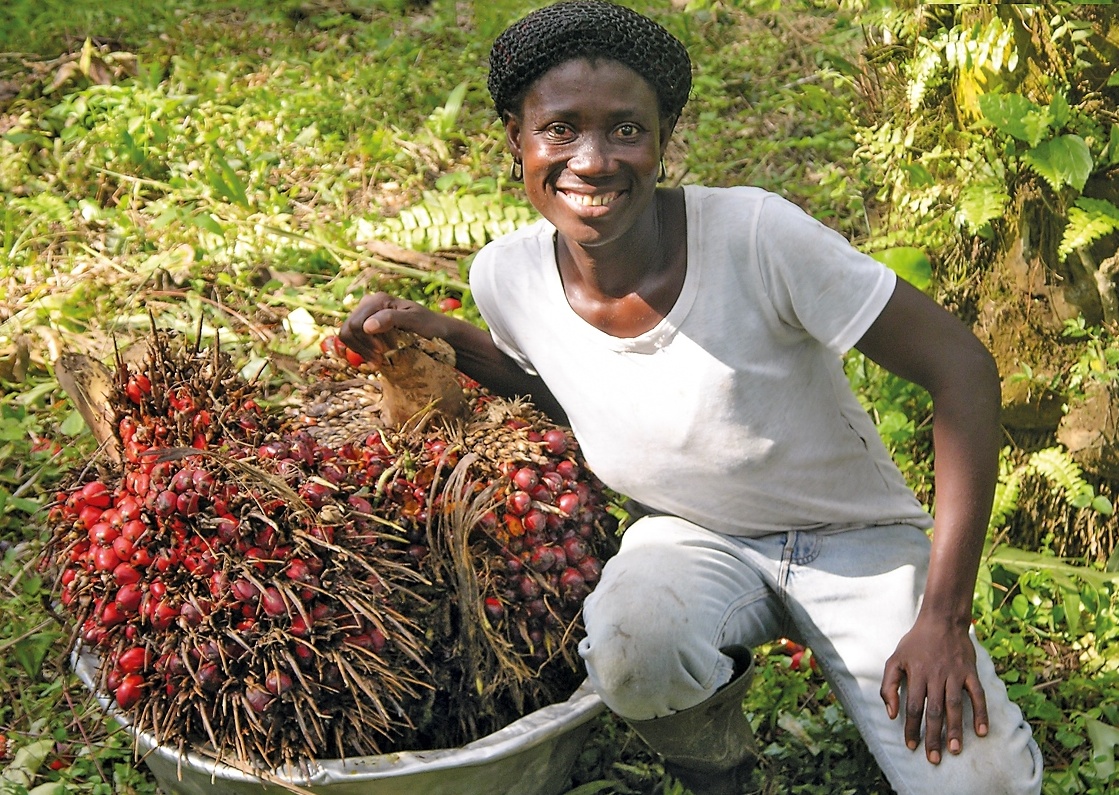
[555, 187, 687, 337]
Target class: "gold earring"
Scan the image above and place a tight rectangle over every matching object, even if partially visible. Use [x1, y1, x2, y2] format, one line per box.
[510, 158, 523, 181]
[658, 159, 667, 183]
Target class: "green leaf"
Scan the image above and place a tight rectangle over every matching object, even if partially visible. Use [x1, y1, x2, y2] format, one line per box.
[59, 409, 86, 436]
[1061, 587, 1081, 636]
[1022, 135, 1094, 193]
[190, 212, 225, 236]
[956, 181, 1009, 235]
[986, 544, 1119, 592]
[1087, 719, 1119, 779]
[12, 632, 59, 678]
[1059, 198, 1119, 261]
[869, 247, 932, 290]
[1, 738, 52, 787]
[564, 783, 619, 795]
[976, 93, 1049, 146]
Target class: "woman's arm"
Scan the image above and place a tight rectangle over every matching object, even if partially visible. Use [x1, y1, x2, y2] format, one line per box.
[854, 277, 1001, 765]
[339, 292, 568, 423]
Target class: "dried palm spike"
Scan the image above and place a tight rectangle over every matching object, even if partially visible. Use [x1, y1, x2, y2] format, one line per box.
[375, 329, 468, 425]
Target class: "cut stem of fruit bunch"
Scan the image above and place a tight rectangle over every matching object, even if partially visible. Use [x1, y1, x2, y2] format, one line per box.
[42, 327, 619, 770]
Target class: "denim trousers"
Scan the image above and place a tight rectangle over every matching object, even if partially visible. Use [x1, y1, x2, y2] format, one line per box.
[577, 517, 1043, 795]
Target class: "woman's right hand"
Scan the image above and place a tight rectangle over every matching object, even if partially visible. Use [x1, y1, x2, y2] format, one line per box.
[339, 292, 447, 367]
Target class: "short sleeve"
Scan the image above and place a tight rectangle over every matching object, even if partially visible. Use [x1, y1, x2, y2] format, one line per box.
[754, 194, 896, 354]
[468, 242, 540, 376]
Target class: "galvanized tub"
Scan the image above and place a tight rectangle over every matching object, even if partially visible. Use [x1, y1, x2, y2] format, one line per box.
[74, 651, 604, 795]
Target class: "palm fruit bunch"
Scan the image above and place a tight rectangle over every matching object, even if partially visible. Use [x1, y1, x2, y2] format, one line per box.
[42, 327, 619, 770]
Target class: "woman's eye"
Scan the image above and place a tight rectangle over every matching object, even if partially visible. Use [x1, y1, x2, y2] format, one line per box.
[547, 123, 571, 138]
[616, 124, 639, 137]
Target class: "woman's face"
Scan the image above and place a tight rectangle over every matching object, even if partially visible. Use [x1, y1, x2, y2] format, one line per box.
[504, 58, 672, 251]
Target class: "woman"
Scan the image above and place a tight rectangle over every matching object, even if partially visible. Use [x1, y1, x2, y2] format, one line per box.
[341, 3, 1043, 793]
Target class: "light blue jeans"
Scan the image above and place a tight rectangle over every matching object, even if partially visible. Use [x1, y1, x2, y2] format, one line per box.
[577, 517, 1043, 795]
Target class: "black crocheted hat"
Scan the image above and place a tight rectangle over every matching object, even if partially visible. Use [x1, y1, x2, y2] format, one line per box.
[488, 1, 692, 120]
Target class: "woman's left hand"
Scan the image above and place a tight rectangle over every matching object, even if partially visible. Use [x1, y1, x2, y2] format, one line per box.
[880, 615, 989, 764]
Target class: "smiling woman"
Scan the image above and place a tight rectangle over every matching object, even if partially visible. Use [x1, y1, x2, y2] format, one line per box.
[340, 3, 1043, 794]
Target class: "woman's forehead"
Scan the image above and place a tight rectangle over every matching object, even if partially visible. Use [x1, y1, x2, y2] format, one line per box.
[520, 58, 659, 115]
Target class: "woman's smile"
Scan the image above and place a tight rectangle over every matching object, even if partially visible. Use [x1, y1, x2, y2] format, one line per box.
[504, 57, 670, 250]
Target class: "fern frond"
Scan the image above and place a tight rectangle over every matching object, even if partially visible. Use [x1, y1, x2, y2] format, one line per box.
[377, 191, 537, 253]
[956, 180, 1010, 234]
[1059, 198, 1119, 261]
[1027, 447, 1089, 501]
[989, 467, 1022, 531]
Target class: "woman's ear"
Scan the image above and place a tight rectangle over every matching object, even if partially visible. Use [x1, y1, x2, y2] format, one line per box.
[503, 111, 524, 161]
[659, 114, 679, 158]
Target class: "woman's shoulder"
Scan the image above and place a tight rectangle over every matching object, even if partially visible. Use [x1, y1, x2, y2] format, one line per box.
[469, 215, 555, 292]
[685, 184, 813, 215]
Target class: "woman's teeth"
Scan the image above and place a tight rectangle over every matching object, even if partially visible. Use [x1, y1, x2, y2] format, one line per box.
[566, 192, 618, 207]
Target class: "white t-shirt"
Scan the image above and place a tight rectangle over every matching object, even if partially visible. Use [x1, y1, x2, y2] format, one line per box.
[470, 185, 932, 537]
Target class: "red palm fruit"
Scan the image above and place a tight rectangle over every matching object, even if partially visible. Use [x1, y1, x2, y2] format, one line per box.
[300, 482, 333, 508]
[347, 495, 373, 514]
[180, 602, 205, 627]
[114, 674, 145, 709]
[556, 459, 579, 480]
[541, 430, 567, 454]
[197, 662, 221, 692]
[577, 556, 602, 584]
[112, 536, 134, 562]
[114, 562, 142, 587]
[260, 587, 286, 618]
[290, 615, 311, 638]
[77, 504, 103, 531]
[101, 600, 127, 627]
[285, 558, 311, 582]
[121, 519, 147, 543]
[511, 467, 539, 492]
[115, 583, 143, 614]
[505, 491, 532, 517]
[265, 670, 293, 695]
[528, 546, 556, 573]
[517, 575, 542, 601]
[559, 567, 588, 599]
[81, 481, 111, 509]
[231, 579, 259, 603]
[89, 522, 118, 546]
[151, 602, 179, 631]
[483, 597, 504, 621]
[345, 348, 364, 367]
[92, 546, 121, 572]
[153, 490, 177, 517]
[117, 647, 151, 674]
[562, 536, 588, 564]
[293, 643, 314, 667]
[129, 547, 153, 568]
[105, 665, 124, 693]
[523, 510, 547, 534]
[209, 571, 229, 599]
[245, 684, 274, 714]
[176, 491, 200, 517]
[170, 469, 194, 493]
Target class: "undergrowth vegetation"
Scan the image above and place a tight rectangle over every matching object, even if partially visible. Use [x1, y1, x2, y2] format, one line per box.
[1, 1, 1117, 794]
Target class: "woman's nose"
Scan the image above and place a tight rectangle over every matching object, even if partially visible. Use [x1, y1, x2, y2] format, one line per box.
[567, 134, 613, 175]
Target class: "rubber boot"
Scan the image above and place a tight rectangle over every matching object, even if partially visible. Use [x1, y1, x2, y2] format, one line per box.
[626, 646, 757, 795]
